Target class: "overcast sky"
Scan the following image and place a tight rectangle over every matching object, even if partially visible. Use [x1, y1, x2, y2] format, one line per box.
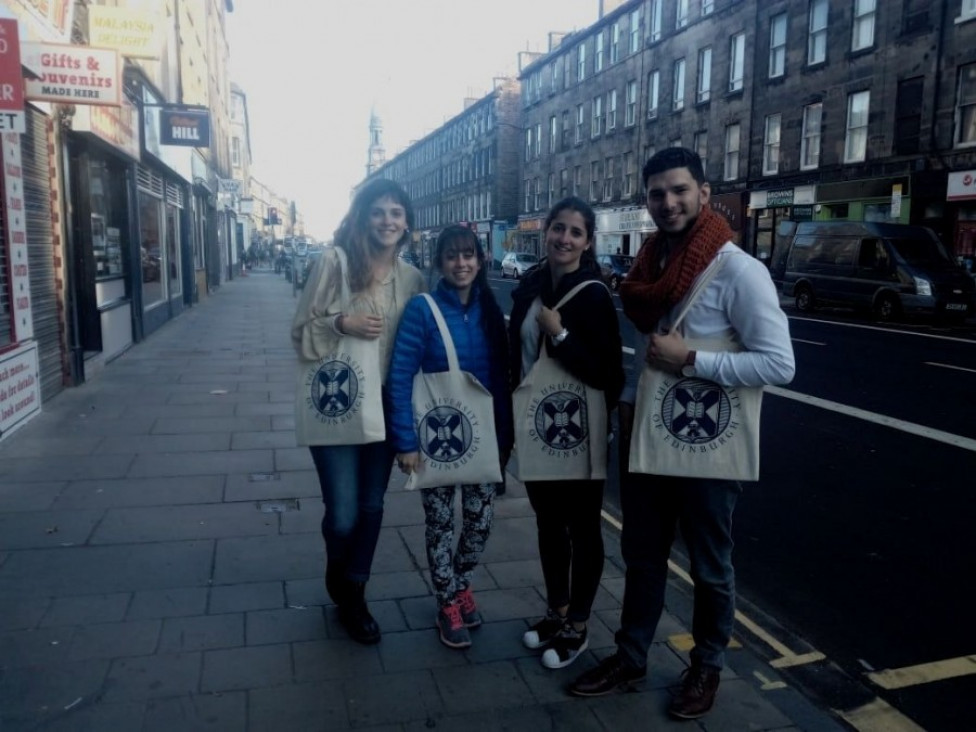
[226, 0, 600, 240]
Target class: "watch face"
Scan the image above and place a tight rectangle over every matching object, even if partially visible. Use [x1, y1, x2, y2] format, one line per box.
[680, 364, 696, 378]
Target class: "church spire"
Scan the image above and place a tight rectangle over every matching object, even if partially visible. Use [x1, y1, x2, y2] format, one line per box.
[366, 108, 386, 176]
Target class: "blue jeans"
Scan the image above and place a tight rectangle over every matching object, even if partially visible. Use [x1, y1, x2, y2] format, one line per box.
[616, 466, 742, 671]
[309, 440, 395, 583]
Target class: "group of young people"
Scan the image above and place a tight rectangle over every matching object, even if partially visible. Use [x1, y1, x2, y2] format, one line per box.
[291, 148, 794, 720]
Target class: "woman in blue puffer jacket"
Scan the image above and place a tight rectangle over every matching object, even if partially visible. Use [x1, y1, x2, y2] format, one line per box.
[388, 225, 513, 651]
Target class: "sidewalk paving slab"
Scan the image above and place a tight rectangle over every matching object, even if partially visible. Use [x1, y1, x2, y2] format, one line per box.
[0, 272, 852, 731]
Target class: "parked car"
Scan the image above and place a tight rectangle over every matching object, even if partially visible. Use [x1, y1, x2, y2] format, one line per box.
[597, 253, 634, 291]
[771, 221, 975, 322]
[501, 252, 539, 279]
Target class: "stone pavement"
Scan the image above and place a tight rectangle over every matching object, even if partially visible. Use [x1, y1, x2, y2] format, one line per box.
[0, 270, 848, 731]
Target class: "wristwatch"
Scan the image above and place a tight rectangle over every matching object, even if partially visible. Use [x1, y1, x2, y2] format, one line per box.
[680, 350, 697, 378]
[551, 328, 569, 345]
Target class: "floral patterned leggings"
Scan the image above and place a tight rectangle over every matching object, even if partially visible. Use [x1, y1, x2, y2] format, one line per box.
[421, 483, 495, 607]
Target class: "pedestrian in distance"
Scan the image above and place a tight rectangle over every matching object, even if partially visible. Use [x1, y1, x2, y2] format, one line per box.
[388, 225, 513, 650]
[508, 196, 624, 670]
[569, 148, 795, 719]
[291, 178, 425, 645]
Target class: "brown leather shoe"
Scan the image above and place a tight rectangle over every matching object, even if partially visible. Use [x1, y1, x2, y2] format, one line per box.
[569, 653, 646, 697]
[668, 663, 721, 719]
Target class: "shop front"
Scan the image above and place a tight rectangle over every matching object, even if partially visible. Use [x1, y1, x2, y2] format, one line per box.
[595, 206, 654, 256]
[947, 170, 976, 274]
[745, 186, 813, 264]
[514, 215, 544, 258]
[0, 2, 79, 437]
[67, 97, 141, 373]
[137, 83, 194, 338]
[815, 177, 910, 225]
[191, 151, 216, 297]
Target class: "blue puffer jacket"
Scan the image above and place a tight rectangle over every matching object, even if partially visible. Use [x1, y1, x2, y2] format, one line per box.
[388, 279, 513, 456]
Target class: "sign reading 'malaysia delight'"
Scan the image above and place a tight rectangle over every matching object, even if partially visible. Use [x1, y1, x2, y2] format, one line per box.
[21, 43, 120, 106]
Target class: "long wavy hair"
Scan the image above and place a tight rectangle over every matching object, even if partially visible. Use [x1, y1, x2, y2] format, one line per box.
[543, 196, 599, 270]
[333, 178, 414, 292]
[433, 225, 506, 341]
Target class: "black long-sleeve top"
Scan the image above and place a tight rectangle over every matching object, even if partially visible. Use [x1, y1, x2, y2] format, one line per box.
[507, 259, 624, 407]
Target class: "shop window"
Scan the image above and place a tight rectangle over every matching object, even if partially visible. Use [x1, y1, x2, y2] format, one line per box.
[166, 203, 182, 297]
[139, 191, 165, 309]
[89, 160, 123, 278]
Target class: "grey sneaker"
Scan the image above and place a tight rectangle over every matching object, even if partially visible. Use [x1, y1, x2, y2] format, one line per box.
[541, 623, 588, 669]
[436, 601, 472, 649]
[522, 608, 567, 650]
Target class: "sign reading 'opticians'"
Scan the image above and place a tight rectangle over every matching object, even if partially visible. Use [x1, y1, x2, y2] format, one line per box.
[21, 43, 120, 106]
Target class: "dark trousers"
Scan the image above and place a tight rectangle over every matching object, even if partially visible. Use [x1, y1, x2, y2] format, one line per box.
[525, 479, 605, 623]
[616, 462, 741, 671]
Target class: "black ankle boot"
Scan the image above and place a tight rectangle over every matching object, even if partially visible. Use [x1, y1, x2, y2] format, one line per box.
[337, 581, 381, 645]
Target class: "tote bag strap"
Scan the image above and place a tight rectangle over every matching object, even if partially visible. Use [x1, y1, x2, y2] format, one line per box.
[331, 246, 353, 311]
[669, 254, 726, 332]
[553, 278, 610, 311]
[419, 294, 460, 372]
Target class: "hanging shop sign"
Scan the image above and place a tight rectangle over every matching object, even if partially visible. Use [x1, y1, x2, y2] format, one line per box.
[218, 177, 241, 195]
[2, 132, 33, 341]
[21, 43, 120, 105]
[87, 5, 161, 60]
[0, 20, 25, 133]
[159, 107, 211, 146]
[72, 95, 139, 161]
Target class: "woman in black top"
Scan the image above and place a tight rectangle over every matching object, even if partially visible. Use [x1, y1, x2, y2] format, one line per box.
[508, 196, 624, 670]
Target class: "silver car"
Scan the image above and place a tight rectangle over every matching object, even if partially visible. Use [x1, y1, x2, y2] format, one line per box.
[501, 252, 539, 279]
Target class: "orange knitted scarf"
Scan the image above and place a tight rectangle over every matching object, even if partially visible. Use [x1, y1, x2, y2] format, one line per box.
[620, 206, 732, 333]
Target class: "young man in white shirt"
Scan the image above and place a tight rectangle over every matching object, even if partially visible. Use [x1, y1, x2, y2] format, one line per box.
[569, 148, 795, 719]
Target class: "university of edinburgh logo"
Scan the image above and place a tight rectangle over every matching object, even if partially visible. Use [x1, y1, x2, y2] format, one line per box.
[535, 392, 588, 450]
[660, 378, 731, 444]
[311, 361, 359, 418]
[420, 407, 473, 462]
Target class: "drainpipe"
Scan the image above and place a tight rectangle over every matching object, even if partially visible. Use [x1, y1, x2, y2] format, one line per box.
[60, 134, 85, 384]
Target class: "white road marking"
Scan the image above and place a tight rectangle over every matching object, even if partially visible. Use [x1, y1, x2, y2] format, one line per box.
[766, 386, 976, 453]
[867, 655, 976, 690]
[792, 338, 826, 346]
[788, 315, 976, 345]
[924, 361, 976, 374]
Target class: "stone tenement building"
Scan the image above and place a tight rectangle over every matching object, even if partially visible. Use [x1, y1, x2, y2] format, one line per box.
[364, 0, 976, 266]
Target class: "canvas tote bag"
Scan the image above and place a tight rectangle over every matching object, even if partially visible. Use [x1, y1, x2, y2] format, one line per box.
[629, 255, 763, 481]
[295, 247, 386, 446]
[405, 294, 502, 490]
[513, 280, 609, 482]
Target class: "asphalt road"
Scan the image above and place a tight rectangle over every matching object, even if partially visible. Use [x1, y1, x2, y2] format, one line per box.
[488, 270, 976, 731]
